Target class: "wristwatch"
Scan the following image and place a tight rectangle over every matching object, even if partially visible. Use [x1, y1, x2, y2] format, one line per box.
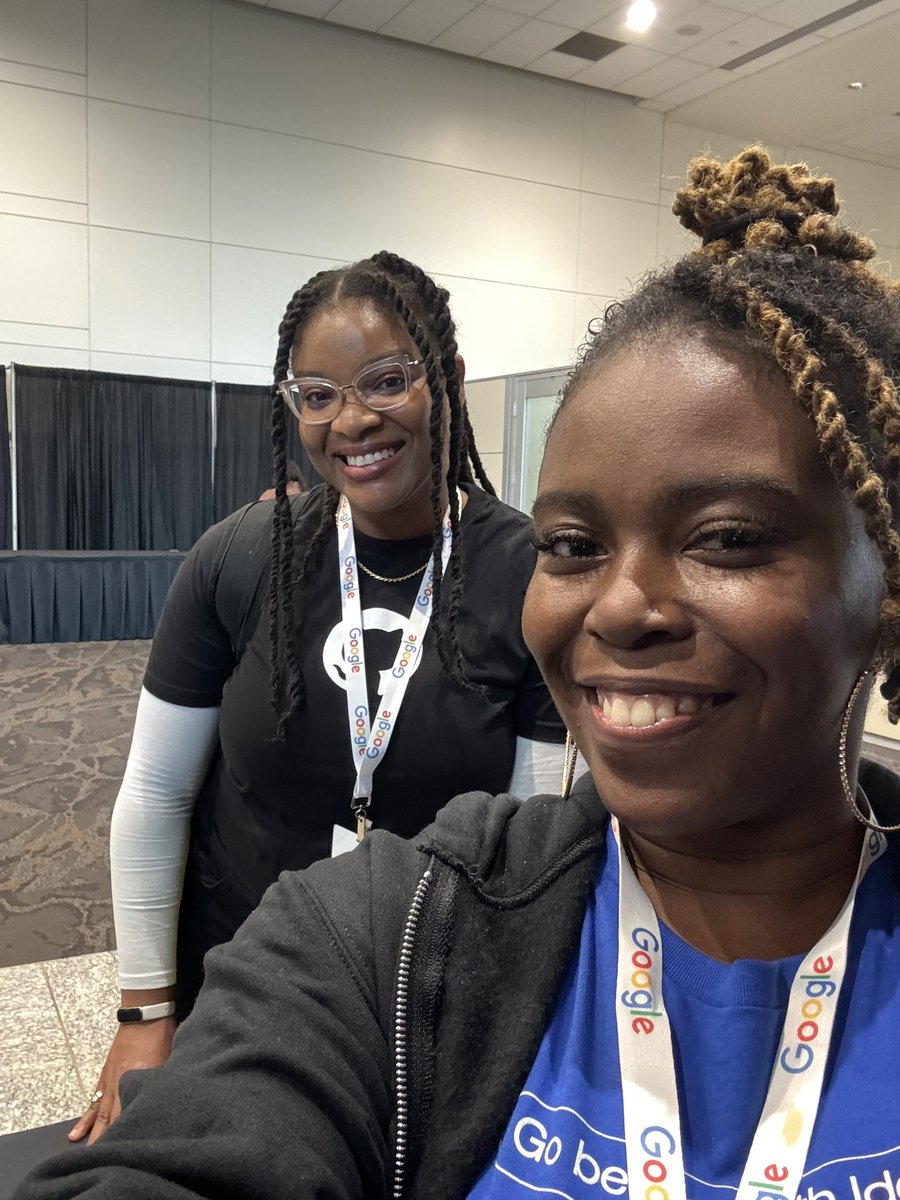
[116, 1001, 177, 1023]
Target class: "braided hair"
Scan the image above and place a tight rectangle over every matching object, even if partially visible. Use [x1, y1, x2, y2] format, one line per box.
[268, 253, 495, 733]
[555, 145, 900, 719]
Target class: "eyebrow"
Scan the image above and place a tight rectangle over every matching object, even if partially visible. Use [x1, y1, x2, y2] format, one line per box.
[292, 349, 410, 379]
[532, 476, 800, 519]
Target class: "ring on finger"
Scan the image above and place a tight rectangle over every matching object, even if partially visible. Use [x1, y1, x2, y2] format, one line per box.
[89, 1089, 103, 1106]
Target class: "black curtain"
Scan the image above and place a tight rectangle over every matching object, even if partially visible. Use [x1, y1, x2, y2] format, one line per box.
[0, 369, 10, 550]
[15, 367, 213, 551]
[213, 383, 322, 523]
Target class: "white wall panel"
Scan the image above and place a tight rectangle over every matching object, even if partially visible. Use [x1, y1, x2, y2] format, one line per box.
[211, 361, 271, 385]
[0, 83, 86, 203]
[89, 228, 210, 360]
[88, 351, 212, 380]
[0, 344, 90, 370]
[0, 60, 86, 95]
[0, 321, 89, 351]
[576, 194, 660, 297]
[0, 214, 88, 327]
[434, 275, 575, 378]
[211, 2, 585, 188]
[212, 124, 581, 292]
[211, 244, 342, 369]
[0, 193, 86, 223]
[89, 100, 210, 239]
[87, 0, 211, 117]
[0, 0, 86, 74]
[582, 95, 665, 204]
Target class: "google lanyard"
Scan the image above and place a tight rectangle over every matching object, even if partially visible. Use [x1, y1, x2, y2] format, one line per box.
[613, 817, 886, 1200]
[336, 492, 454, 842]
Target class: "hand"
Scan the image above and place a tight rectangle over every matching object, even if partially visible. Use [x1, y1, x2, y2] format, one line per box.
[69, 1018, 176, 1144]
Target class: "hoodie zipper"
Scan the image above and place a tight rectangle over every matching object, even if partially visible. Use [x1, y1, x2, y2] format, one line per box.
[392, 863, 433, 1200]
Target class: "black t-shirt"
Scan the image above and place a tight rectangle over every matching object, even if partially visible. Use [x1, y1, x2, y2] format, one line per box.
[144, 485, 564, 905]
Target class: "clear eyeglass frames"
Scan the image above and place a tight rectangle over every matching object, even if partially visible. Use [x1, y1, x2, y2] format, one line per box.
[277, 354, 426, 425]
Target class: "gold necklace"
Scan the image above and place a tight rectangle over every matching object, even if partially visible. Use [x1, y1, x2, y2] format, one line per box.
[358, 559, 430, 584]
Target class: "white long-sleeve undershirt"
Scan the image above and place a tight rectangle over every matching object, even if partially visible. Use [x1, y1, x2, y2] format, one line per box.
[110, 691, 573, 991]
[110, 689, 219, 990]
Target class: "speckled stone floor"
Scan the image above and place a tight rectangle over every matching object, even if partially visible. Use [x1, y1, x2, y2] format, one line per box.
[1, 640, 149, 968]
[1, 642, 147, 1134]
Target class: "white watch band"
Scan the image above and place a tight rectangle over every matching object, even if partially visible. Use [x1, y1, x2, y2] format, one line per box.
[116, 1000, 177, 1024]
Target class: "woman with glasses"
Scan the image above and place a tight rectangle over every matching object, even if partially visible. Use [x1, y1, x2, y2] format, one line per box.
[71, 252, 566, 1144]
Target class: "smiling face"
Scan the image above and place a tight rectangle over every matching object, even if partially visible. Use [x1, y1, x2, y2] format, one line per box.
[523, 334, 883, 842]
[293, 299, 439, 539]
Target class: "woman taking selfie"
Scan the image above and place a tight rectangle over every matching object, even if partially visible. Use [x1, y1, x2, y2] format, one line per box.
[28, 148, 900, 1195]
[73, 251, 565, 1143]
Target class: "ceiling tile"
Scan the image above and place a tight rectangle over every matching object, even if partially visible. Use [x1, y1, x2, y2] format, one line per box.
[815, 0, 900, 38]
[484, 0, 556, 15]
[588, 0, 702, 43]
[527, 47, 591, 74]
[570, 41, 665, 85]
[479, 16, 577, 65]
[537, 0, 621, 29]
[708, 0, 773, 9]
[431, 5, 527, 54]
[326, 0, 409, 31]
[654, 64, 730, 101]
[380, 0, 477, 42]
[638, 96, 678, 110]
[727, 28, 823, 71]
[760, 0, 863, 26]
[631, 2, 746, 54]
[267, 0, 339, 15]
[624, 53, 709, 96]
[684, 14, 792, 63]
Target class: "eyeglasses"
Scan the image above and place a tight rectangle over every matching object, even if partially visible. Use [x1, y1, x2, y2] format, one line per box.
[277, 354, 426, 425]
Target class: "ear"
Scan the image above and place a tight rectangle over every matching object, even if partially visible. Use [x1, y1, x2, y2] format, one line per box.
[455, 353, 466, 402]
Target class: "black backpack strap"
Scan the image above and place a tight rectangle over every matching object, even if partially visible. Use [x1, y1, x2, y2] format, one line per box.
[213, 493, 312, 662]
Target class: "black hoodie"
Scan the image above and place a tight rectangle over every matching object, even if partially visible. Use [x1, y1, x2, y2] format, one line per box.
[16, 765, 900, 1200]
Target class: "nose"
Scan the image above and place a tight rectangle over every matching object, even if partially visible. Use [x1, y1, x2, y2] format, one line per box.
[328, 388, 383, 437]
[583, 547, 693, 651]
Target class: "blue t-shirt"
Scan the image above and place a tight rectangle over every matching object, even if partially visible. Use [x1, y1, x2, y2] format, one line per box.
[469, 824, 900, 1200]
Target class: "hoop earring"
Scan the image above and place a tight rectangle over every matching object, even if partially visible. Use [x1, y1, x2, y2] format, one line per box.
[561, 731, 578, 799]
[839, 671, 900, 833]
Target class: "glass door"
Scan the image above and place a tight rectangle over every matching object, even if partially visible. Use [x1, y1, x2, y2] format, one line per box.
[502, 368, 569, 514]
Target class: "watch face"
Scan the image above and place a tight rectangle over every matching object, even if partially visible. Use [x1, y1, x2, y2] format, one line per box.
[116, 1007, 142, 1023]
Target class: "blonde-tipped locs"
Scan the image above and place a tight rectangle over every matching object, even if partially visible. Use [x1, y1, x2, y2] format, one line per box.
[560, 146, 900, 720]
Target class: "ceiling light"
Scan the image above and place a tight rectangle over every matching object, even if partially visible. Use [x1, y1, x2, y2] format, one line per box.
[626, 0, 657, 34]
[848, 80, 865, 89]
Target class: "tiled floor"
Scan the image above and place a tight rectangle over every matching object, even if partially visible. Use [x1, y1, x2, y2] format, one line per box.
[0, 951, 118, 1136]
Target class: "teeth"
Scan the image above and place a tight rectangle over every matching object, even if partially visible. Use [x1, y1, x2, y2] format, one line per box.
[598, 690, 717, 729]
[631, 699, 657, 728]
[346, 447, 397, 467]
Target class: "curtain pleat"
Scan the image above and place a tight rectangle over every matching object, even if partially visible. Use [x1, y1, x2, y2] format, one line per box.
[14, 367, 213, 550]
[0, 369, 11, 550]
[213, 383, 321, 523]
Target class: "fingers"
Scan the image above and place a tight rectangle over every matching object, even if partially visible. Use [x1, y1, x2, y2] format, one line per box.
[68, 1086, 103, 1142]
[86, 1095, 115, 1145]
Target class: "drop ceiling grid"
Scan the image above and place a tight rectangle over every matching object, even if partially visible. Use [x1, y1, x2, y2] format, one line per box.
[244, 0, 900, 167]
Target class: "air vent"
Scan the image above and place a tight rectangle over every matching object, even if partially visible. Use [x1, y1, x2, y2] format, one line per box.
[553, 32, 624, 62]
[722, 0, 885, 70]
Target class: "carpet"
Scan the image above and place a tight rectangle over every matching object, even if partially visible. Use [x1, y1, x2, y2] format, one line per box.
[0, 641, 149, 968]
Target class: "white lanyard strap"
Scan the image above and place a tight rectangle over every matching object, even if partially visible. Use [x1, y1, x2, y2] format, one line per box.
[614, 819, 886, 1200]
[336, 493, 454, 832]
